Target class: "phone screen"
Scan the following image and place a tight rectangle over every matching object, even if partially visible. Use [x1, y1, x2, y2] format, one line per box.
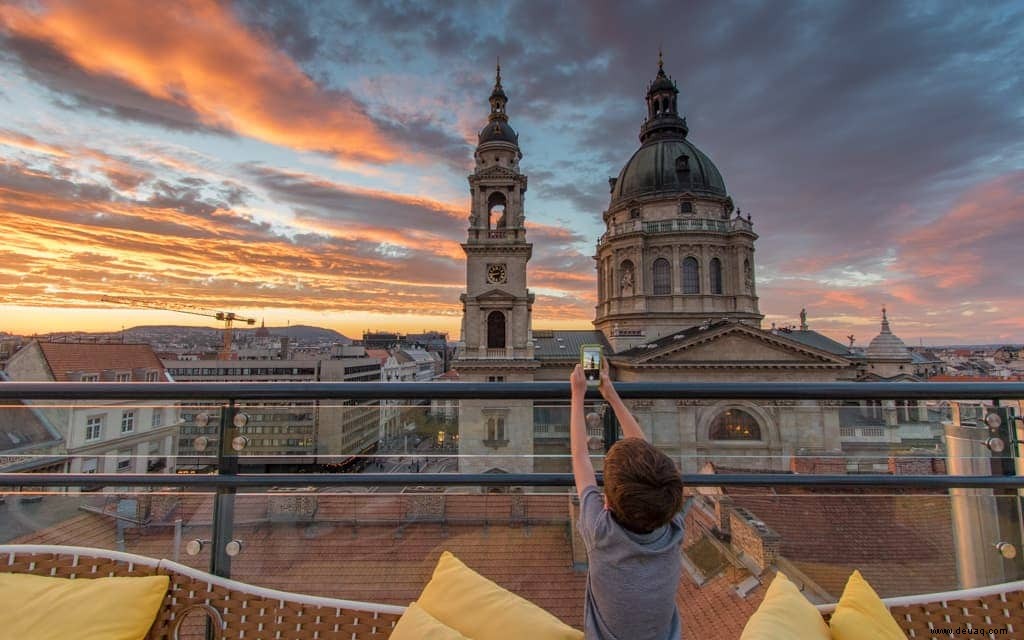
[581, 346, 601, 382]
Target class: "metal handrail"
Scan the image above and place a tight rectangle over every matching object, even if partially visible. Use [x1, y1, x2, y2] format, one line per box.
[3, 472, 1024, 489]
[2, 381, 1022, 400]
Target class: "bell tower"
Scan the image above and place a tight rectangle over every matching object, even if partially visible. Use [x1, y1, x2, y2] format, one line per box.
[455, 62, 538, 474]
[459, 62, 535, 365]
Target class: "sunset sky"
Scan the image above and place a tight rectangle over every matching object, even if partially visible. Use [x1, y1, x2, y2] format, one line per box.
[1, 0, 1022, 344]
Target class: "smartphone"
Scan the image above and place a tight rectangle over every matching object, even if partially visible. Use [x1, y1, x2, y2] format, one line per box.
[580, 344, 602, 385]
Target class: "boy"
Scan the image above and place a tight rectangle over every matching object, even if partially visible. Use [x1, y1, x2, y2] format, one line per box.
[570, 359, 685, 640]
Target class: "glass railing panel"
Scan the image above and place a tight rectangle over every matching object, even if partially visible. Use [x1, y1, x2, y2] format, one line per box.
[0, 488, 215, 569]
[222, 488, 584, 627]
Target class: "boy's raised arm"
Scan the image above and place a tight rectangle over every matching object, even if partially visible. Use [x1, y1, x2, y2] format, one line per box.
[569, 364, 597, 497]
[598, 357, 647, 442]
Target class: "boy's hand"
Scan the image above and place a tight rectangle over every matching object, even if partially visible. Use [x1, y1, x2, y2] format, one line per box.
[570, 364, 588, 398]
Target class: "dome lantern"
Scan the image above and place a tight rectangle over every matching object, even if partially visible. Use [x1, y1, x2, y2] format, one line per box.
[478, 58, 519, 145]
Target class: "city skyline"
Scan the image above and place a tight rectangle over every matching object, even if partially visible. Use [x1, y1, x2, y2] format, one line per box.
[1, 1, 1022, 344]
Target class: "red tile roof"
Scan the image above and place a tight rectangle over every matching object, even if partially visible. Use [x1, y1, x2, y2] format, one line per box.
[34, 342, 166, 381]
[726, 488, 957, 598]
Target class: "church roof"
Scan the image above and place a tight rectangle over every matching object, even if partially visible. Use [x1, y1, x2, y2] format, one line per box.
[532, 330, 609, 361]
[773, 328, 859, 357]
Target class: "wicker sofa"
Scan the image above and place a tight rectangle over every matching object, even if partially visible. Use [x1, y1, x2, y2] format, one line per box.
[3, 544, 1022, 639]
[0, 545, 405, 639]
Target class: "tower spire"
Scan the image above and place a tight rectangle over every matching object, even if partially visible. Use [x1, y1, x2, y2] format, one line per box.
[496, 56, 501, 88]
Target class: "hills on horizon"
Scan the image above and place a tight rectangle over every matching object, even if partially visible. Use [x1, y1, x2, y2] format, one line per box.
[32, 324, 352, 345]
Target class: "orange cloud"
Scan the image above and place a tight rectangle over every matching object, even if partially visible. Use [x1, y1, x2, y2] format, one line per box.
[0, 0, 400, 164]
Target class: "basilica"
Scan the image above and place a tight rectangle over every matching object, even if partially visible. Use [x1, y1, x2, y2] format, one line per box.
[453, 59, 930, 474]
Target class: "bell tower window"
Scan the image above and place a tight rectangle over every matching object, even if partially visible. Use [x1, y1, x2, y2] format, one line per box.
[682, 257, 700, 294]
[486, 311, 506, 349]
[488, 192, 508, 229]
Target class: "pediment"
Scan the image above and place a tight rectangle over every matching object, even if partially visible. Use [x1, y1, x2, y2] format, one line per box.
[475, 165, 518, 179]
[476, 288, 517, 302]
[635, 325, 851, 367]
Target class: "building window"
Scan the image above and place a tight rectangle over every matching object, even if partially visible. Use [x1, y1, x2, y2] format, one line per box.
[81, 374, 99, 382]
[115, 372, 131, 382]
[145, 371, 160, 382]
[486, 311, 506, 349]
[629, 207, 640, 219]
[85, 416, 103, 442]
[121, 411, 135, 434]
[710, 257, 723, 294]
[487, 376, 505, 383]
[487, 417, 506, 441]
[151, 408, 163, 428]
[679, 201, 693, 214]
[682, 257, 700, 294]
[117, 450, 132, 473]
[675, 155, 690, 172]
[81, 458, 98, 474]
[709, 409, 762, 441]
[652, 258, 671, 295]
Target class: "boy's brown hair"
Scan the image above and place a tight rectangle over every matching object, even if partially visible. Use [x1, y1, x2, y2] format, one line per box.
[603, 437, 683, 533]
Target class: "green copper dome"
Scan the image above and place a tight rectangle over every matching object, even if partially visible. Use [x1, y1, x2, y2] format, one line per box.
[611, 138, 727, 202]
[610, 57, 728, 203]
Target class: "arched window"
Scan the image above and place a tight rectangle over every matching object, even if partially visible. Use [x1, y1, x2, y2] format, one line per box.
[709, 409, 761, 441]
[486, 311, 506, 348]
[487, 416, 506, 441]
[619, 260, 635, 296]
[710, 258, 723, 294]
[652, 258, 671, 295]
[682, 257, 700, 294]
[488, 192, 507, 229]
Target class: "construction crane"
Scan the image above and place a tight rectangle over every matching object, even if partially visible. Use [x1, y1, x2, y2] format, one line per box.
[101, 295, 256, 359]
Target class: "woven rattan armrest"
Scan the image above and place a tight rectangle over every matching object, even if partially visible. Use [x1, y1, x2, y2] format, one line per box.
[0, 544, 406, 640]
[816, 580, 1024, 638]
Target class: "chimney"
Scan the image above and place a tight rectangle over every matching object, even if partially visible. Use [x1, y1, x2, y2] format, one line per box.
[729, 507, 780, 575]
[713, 495, 734, 537]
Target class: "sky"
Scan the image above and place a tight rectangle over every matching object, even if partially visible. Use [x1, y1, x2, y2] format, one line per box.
[0, 0, 1022, 345]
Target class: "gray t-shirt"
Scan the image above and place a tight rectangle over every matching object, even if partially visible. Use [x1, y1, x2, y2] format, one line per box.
[577, 485, 685, 640]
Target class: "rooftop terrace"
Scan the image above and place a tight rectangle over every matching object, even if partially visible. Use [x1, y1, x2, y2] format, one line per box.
[2, 380, 1023, 639]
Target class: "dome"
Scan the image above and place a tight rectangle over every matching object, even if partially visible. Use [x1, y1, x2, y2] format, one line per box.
[611, 138, 727, 202]
[866, 309, 911, 361]
[478, 119, 518, 145]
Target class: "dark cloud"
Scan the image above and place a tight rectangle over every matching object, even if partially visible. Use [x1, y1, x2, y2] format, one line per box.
[234, 0, 322, 62]
[245, 163, 464, 238]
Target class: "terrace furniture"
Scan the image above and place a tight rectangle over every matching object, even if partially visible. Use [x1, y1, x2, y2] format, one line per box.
[0, 545, 405, 639]
[3, 544, 1023, 639]
[817, 580, 1024, 639]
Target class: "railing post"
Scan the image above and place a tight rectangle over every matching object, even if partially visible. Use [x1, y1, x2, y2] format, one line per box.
[211, 400, 237, 579]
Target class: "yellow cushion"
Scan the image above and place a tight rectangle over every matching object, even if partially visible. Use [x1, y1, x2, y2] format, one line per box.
[391, 601, 471, 640]
[0, 572, 169, 640]
[829, 570, 907, 640]
[417, 551, 583, 640]
[739, 572, 831, 640]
